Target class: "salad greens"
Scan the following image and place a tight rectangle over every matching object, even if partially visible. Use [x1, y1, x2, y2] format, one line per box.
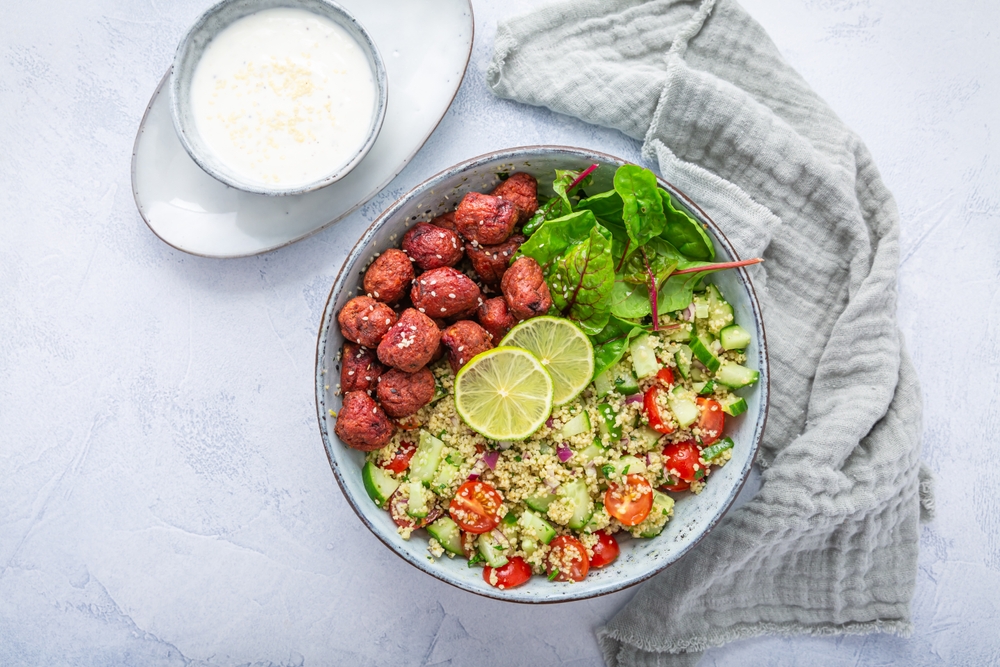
[515, 163, 762, 380]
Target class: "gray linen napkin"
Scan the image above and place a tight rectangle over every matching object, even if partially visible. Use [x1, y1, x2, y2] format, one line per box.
[487, 1, 935, 664]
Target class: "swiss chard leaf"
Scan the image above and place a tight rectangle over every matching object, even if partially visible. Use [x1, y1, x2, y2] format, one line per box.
[614, 165, 666, 248]
[553, 169, 594, 214]
[577, 189, 624, 225]
[518, 210, 598, 267]
[618, 237, 679, 285]
[522, 196, 561, 236]
[591, 315, 649, 379]
[658, 189, 715, 261]
[548, 224, 614, 335]
[610, 281, 651, 319]
[657, 271, 707, 313]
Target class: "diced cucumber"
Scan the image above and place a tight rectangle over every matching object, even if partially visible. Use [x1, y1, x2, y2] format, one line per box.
[603, 455, 647, 480]
[716, 362, 760, 388]
[521, 538, 539, 556]
[362, 461, 400, 509]
[668, 387, 700, 428]
[426, 517, 464, 555]
[477, 532, 509, 568]
[698, 380, 717, 396]
[719, 394, 749, 416]
[518, 510, 556, 544]
[409, 431, 445, 484]
[524, 492, 557, 512]
[674, 345, 693, 379]
[689, 333, 721, 371]
[559, 479, 594, 530]
[690, 364, 707, 382]
[596, 403, 621, 440]
[593, 370, 615, 398]
[661, 322, 692, 342]
[561, 411, 591, 438]
[581, 507, 610, 534]
[701, 437, 735, 461]
[502, 510, 519, 526]
[613, 365, 640, 395]
[694, 296, 710, 320]
[705, 284, 734, 334]
[431, 461, 461, 494]
[405, 481, 431, 518]
[634, 425, 663, 451]
[630, 334, 661, 379]
[637, 491, 675, 538]
[579, 440, 607, 465]
[719, 325, 751, 351]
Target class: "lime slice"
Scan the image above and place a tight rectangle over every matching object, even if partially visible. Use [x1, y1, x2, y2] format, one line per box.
[454, 346, 553, 440]
[500, 317, 594, 405]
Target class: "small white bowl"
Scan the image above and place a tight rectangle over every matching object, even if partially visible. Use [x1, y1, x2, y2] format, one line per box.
[170, 0, 388, 196]
[314, 146, 770, 603]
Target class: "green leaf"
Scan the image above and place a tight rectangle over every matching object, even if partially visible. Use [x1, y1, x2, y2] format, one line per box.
[618, 237, 679, 285]
[577, 189, 624, 225]
[518, 210, 598, 268]
[553, 168, 593, 213]
[547, 224, 614, 335]
[658, 189, 715, 261]
[610, 281, 651, 319]
[657, 271, 707, 313]
[591, 315, 649, 379]
[614, 165, 666, 248]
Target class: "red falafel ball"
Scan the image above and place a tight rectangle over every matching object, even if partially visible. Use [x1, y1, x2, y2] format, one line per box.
[376, 367, 436, 418]
[340, 342, 384, 393]
[501, 257, 553, 321]
[401, 222, 464, 270]
[335, 391, 395, 451]
[440, 320, 494, 374]
[377, 308, 442, 373]
[491, 172, 538, 223]
[363, 249, 414, 305]
[338, 296, 398, 348]
[477, 297, 517, 342]
[454, 192, 518, 246]
[465, 234, 525, 286]
[410, 267, 482, 319]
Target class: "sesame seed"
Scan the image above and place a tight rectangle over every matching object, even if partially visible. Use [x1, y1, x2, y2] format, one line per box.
[440, 308, 447, 312]
[418, 308, 425, 313]
[449, 293, 456, 299]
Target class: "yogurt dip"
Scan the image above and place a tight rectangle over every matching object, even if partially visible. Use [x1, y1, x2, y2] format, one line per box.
[189, 7, 377, 189]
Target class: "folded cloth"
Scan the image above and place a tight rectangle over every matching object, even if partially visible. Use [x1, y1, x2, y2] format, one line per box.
[487, 1, 934, 664]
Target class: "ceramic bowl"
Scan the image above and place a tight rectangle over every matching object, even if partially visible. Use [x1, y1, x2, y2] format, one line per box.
[315, 146, 769, 602]
[170, 0, 388, 196]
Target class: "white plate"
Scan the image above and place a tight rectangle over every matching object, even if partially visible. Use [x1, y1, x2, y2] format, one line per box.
[131, 0, 474, 258]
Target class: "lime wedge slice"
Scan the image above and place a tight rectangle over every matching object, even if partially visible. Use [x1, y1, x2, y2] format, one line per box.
[454, 346, 553, 440]
[500, 317, 594, 405]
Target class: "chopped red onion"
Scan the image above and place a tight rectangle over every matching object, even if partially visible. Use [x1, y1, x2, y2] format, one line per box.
[682, 303, 696, 321]
[545, 417, 555, 428]
[544, 476, 560, 492]
[557, 444, 573, 462]
[490, 528, 510, 549]
[467, 457, 487, 480]
[625, 393, 644, 405]
[482, 450, 500, 470]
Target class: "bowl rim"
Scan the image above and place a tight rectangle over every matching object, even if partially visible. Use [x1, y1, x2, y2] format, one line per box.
[169, 0, 389, 196]
[314, 145, 770, 603]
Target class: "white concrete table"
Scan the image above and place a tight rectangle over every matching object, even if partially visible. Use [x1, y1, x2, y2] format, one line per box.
[1, 1, 997, 664]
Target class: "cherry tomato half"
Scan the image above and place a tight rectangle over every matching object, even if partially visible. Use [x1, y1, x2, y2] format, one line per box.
[643, 385, 674, 434]
[656, 367, 675, 386]
[661, 478, 691, 492]
[604, 474, 654, 526]
[388, 488, 441, 529]
[381, 441, 416, 474]
[696, 397, 724, 446]
[546, 535, 590, 582]
[449, 481, 504, 534]
[589, 531, 620, 569]
[484, 556, 533, 589]
[662, 440, 701, 483]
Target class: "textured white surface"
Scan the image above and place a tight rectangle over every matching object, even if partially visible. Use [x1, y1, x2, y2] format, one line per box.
[0, 1, 996, 666]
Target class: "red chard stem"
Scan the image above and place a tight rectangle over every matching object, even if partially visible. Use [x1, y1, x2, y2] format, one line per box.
[670, 258, 763, 276]
[642, 248, 659, 332]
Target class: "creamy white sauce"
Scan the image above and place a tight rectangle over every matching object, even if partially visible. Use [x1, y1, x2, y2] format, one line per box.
[190, 8, 376, 189]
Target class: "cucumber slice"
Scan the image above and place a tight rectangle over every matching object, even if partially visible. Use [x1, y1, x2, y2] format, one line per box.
[593, 370, 615, 398]
[603, 455, 647, 480]
[520, 537, 539, 556]
[409, 431, 445, 484]
[431, 461, 461, 494]
[698, 380, 717, 396]
[694, 297, 709, 320]
[426, 517, 464, 555]
[477, 532, 509, 568]
[634, 425, 663, 451]
[596, 403, 621, 440]
[661, 322, 692, 342]
[630, 334, 661, 379]
[405, 481, 431, 518]
[581, 507, 610, 534]
[561, 411, 591, 438]
[524, 492, 557, 512]
[716, 362, 760, 388]
[578, 440, 607, 465]
[719, 394, 749, 416]
[667, 387, 700, 428]
[706, 284, 735, 334]
[701, 437, 735, 461]
[719, 325, 751, 351]
[613, 364, 640, 395]
[518, 510, 556, 544]
[689, 333, 721, 372]
[690, 364, 707, 382]
[362, 461, 400, 509]
[559, 479, 595, 530]
[674, 345, 693, 379]
[637, 491, 675, 538]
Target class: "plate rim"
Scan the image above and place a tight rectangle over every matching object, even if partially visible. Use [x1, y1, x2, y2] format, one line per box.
[313, 144, 770, 604]
[130, 0, 475, 259]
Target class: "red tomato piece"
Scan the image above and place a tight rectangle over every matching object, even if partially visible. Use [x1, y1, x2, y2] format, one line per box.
[449, 481, 504, 534]
[589, 531, 620, 569]
[643, 385, 674, 434]
[388, 488, 441, 529]
[484, 556, 533, 589]
[381, 441, 416, 474]
[662, 440, 702, 483]
[656, 367, 675, 386]
[696, 397, 724, 446]
[603, 474, 654, 526]
[546, 535, 590, 582]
